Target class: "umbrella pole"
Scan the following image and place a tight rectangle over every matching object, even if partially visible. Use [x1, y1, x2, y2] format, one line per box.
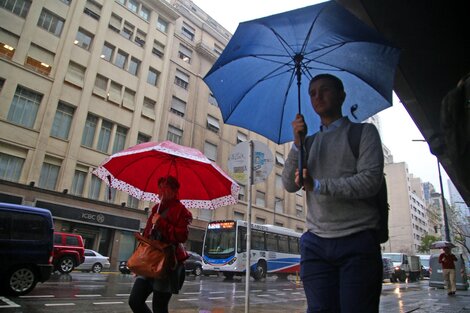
[245, 140, 254, 313]
[295, 54, 305, 187]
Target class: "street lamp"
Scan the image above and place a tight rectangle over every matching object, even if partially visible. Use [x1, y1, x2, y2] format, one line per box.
[412, 139, 451, 242]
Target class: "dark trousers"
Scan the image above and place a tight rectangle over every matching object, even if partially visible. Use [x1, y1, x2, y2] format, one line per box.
[129, 277, 172, 313]
[300, 230, 382, 313]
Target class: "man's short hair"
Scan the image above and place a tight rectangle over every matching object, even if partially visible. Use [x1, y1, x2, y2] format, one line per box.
[309, 74, 344, 92]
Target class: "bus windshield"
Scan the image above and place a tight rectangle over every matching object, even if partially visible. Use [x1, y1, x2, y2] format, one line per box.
[204, 223, 236, 258]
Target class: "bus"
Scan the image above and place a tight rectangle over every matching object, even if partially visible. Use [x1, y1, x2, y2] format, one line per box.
[202, 220, 301, 280]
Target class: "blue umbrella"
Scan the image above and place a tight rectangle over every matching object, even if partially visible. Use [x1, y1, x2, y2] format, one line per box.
[204, 1, 400, 145]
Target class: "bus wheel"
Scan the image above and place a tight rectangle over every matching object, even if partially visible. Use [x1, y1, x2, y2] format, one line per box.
[223, 272, 234, 279]
[252, 261, 266, 280]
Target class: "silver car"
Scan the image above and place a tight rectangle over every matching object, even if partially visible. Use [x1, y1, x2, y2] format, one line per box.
[75, 249, 111, 273]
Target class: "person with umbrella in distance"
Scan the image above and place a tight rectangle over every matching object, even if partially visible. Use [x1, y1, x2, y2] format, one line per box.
[282, 74, 384, 312]
[129, 176, 193, 313]
[439, 246, 458, 296]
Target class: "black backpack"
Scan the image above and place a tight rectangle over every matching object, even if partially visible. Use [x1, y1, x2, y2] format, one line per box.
[305, 123, 389, 243]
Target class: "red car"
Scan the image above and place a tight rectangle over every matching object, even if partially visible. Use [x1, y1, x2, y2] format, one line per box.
[52, 232, 85, 274]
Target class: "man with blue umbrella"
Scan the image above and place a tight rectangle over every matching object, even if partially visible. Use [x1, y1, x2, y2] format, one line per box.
[282, 74, 384, 312]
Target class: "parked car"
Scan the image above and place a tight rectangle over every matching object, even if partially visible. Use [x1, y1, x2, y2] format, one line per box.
[417, 254, 431, 278]
[75, 249, 110, 273]
[382, 257, 394, 282]
[0, 202, 54, 296]
[119, 260, 131, 274]
[185, 251, 203, 276]
[53, 232, 85, 274]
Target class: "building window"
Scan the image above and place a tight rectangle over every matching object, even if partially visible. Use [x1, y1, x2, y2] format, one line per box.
[127, 195, 139, 208]
[238, 184, 245, 201]
[167, 125, 182, 144]
[181, 22, 195, 41]
[71, 169, 87, 196]
[214, 43, 223, 55]
[275, 174, 283, 191]
[156, 17, 168, 33]
[120, 21, 134, 40]
[65, 61, 86, 86]
[38, 162, 60, 190]
[123, 88, 135, 106]
[25, 44, 54, 75]
[237, 131, 247, 143]
[255, 191, 266, 207]
[137, 133, 150, 144]
[84, 0, 101, 20]
[127, 0, 138, 13]
[114, 49, 128, 69]
[108, 81, 122, 103]
[88, 175, 101, 200]
[108, 13, 122, 32]
[0, 29, 18, 59]
[7, 85, 42, 128]
[255, 217, 266, 225]
[0, 153, 24, 182]
[135, 29, 146, 47]
[128, 57, 140, 75]
[275, 197, 284, 213]
[178, 44, 192, 63]
[37, 9, 64, 36]
[81, 114, 98, 147]
[50, 102, 74, 140]
[174, 70, 189, 89]
[152, 40, 165, 58]
[147, 67, 159, 86]
[170, 96, 186, 117]
[206, 115, 220, 133]
[93, 74, 108, 97]
[234, 211, 244, 220]
[75, 28, 93, 50]
[0, 0, 31, 18]
[275, 152, 285, 166]
[112, 125, 127, 153]
[142, 97, 156, 119]
[101, 42, 115, 61]
[97, 120, 113, 153]
[139, 5, 150, 21]
[296, 204, 303, 218]
[204, 141, 217, 161]
[208, 93, 218, 107]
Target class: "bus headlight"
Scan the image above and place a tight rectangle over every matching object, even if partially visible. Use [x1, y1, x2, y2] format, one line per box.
[228, 257, 237, 265]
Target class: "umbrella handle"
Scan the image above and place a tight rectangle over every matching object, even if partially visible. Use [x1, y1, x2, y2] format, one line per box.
[298, 142, 304, 187]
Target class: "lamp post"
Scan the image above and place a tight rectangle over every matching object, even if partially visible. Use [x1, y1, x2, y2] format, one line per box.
[412, 139, 451, 242]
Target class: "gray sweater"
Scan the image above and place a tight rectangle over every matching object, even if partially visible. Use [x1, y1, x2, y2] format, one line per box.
[282, 119, 384, 238]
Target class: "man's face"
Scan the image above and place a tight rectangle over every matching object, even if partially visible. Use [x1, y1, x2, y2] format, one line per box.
[309, 78, 345, 118]
[158, 182, 177, 200]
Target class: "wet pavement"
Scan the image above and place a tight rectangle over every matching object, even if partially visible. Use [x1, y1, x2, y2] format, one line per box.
[2, 272, 470, 312]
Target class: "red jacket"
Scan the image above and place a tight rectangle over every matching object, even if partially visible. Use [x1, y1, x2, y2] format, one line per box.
[143, 199, 192, 262]
[439, 252, 457, 269]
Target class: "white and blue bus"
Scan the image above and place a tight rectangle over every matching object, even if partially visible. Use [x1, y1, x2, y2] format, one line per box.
[202, 220, 301, 280]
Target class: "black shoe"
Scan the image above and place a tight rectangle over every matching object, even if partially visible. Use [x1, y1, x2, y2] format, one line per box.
[448, 292, 452, 296]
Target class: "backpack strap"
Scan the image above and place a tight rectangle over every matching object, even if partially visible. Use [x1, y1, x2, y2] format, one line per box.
[348, 122, 365, 159]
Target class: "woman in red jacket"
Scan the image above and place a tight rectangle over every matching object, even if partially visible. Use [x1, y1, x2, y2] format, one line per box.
[129, 176, 193, 313]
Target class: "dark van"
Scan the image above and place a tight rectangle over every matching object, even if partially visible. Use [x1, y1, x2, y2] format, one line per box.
[0, 202, 54, 296]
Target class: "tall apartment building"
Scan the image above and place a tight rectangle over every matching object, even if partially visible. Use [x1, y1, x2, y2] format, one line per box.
[0, 0, 306, 269]
[383, 162, 428, 254]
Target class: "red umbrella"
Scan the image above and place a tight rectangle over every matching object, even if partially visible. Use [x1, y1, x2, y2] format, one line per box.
[92, 141, 239, 210]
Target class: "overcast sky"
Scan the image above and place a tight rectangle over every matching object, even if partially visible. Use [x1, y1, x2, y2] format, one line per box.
[192, 0, 451, 197]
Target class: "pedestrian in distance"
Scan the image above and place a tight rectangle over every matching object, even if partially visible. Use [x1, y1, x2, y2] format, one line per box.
[282, 74, 385, 313]
[129, 176, 193, 313]
[439, 246, 458, 296]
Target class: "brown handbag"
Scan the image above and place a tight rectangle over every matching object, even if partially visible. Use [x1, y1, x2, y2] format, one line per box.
[127, 232, 176, 279]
